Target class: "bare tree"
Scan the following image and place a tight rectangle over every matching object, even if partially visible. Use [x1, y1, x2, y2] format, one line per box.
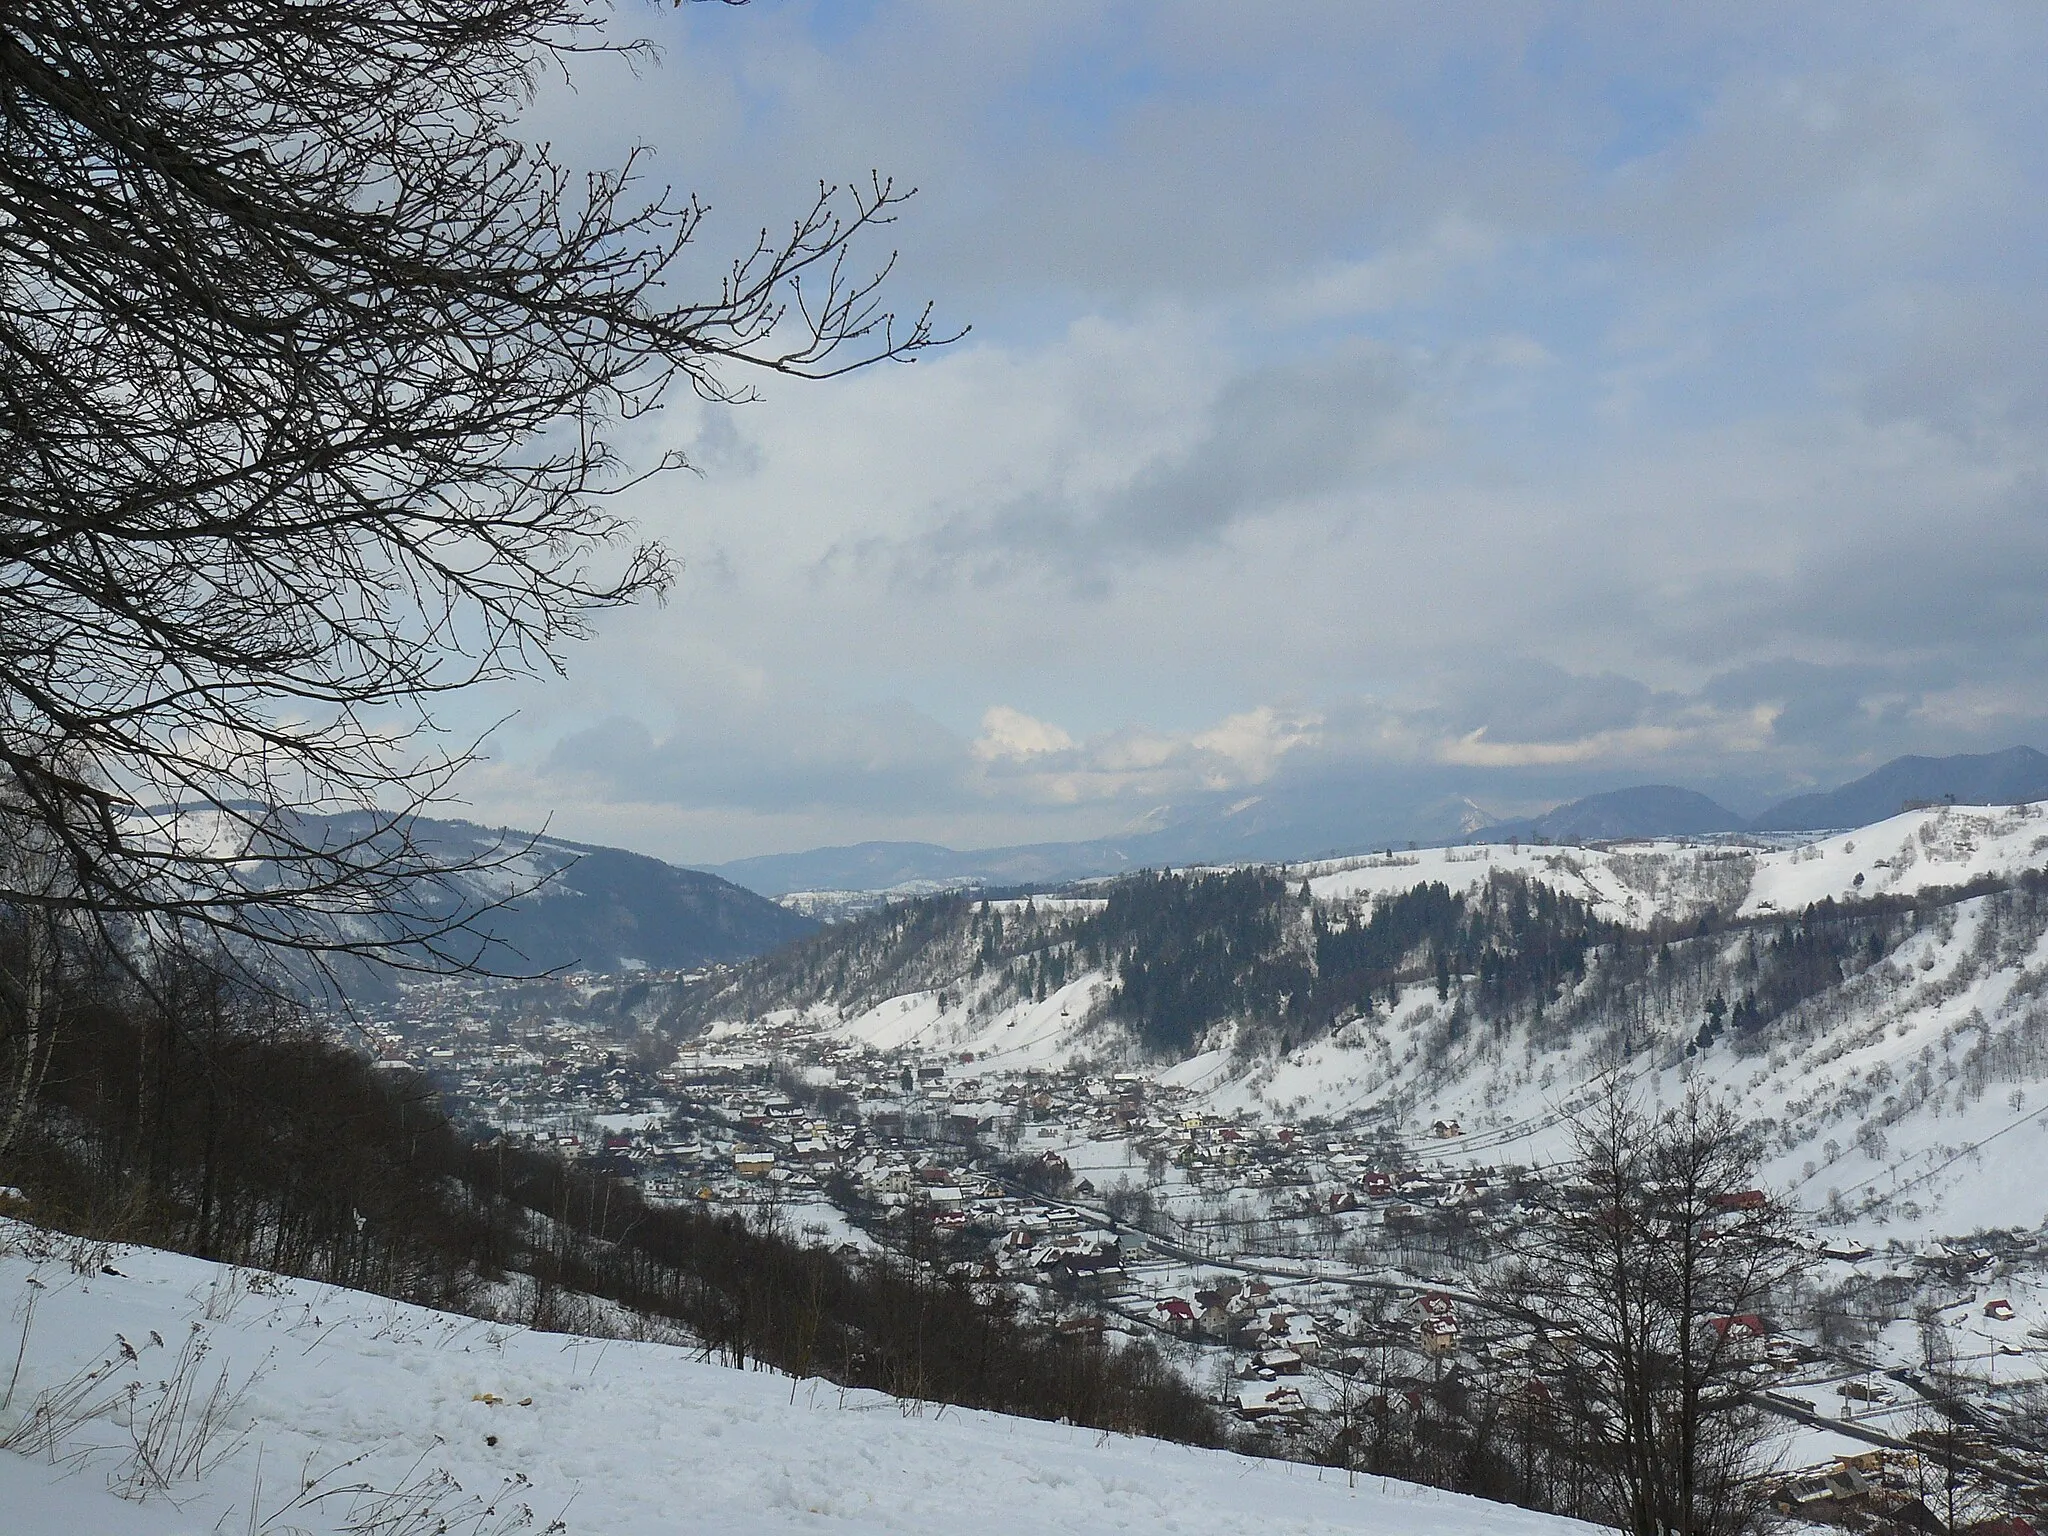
[0, 784, 73, 1158]
[0, 0, 949, 968]
[1509, 1080, 1811, 1536]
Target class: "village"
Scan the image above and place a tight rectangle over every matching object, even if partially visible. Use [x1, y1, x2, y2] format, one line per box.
[351, 974, 2048, 1533]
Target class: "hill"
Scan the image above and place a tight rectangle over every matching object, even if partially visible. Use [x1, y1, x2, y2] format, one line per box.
[685, 799, 2048, 1237]
[705, 749, 2048, 900]
[0, 1231, 1597, 1536]
[706, 836, 1140, 899]
[702, 784, 1491, 901]
[452, 828, 818, 973]
[217, 812, 818, 994]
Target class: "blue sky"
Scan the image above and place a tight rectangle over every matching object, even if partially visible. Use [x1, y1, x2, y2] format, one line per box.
[449, 2, 2048, 863]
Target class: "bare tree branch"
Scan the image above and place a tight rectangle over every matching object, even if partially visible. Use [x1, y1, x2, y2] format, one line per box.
[0, 0, 955, 971]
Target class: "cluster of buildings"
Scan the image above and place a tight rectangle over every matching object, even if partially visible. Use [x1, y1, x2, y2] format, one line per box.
[361, 977, 2048, 1530]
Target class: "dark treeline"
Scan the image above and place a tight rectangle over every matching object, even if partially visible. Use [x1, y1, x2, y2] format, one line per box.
[1088, 870, 1610, 1055]
[1092, 869, 1295, 1054]
[1283, 1352, 1601, 1519]
[0, 929, 1219, 1448]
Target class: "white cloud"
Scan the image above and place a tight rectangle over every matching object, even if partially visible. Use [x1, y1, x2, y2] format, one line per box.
[972, 706, 1076, 762]
[1191, 707, 1324, 786]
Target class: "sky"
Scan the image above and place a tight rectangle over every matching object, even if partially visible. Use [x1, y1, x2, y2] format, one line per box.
[447, 2, 2048, 865]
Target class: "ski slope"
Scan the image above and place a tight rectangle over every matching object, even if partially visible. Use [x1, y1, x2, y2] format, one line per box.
[0, 1226, 1594, 1536]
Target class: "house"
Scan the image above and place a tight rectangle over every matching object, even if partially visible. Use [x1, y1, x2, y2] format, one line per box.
[1431, 1119, 1463, 1138]
[1043, 1243, 1127, 1295]
[1764, 1336, 1804, 1367]
[1420, 1316, 1458, 1355]
[1770, 1464, 1876, 1521]
[733, 1150, 776, 1179]
[1193, 1280, 1240, 1312]
[1986, 1297, 2017, 1321]
[1235, 1383, 1307, 1422]
[1819, 1236, 1873, 1262]
[1708, 1189, 1768, 1213]
[1705, 1314, 1767, 1363]
[1155, 1298, 1197, 1329]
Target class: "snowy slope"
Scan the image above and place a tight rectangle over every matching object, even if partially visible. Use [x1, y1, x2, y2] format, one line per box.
[1299, 802, 2048, 926]
[1739, 802, 2048, 912]
[0, 1228, 1593, 1536]
[697, 803, 2048, 1240]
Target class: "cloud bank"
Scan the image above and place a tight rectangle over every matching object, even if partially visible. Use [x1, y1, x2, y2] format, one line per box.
[439, 3, 2048, 863]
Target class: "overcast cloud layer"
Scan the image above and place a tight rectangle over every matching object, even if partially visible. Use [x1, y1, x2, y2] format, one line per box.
[446, 3, 2048, 864]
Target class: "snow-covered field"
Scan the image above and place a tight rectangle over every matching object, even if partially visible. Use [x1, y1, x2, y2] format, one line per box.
[0, 1226, 1595, 1536]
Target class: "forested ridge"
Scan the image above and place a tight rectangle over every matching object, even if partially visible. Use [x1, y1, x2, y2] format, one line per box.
[682, 868, 1622, 1056]
[677, 862, 2048, 1078]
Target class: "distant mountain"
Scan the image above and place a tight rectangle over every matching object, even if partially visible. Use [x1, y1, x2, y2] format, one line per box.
[701, 782, 1494, 899]
[465, 833, 818, 973]
[1750, 746, 2048, 831]
[246, 813, 816, 994]
[1477, 785, 1745, 844]
[705, 839, 1122, 897]
[702, 748, 2048, 901]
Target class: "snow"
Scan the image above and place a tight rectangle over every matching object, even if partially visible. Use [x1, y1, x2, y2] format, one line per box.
[0, 1226, 1595, 1535]
[823, 973, 1113, 1069]
[706, 801, 2048, 1243]
[1179, 806, 2048, 1236]
[1298, 802, 2048, 927]
[1740, 802, 2048, 914]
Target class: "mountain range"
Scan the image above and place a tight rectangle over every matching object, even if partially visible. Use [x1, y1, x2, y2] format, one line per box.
[699, 745, 2048, 898]
[264, 813, 816, 994]
[284, 746, 2048, 990]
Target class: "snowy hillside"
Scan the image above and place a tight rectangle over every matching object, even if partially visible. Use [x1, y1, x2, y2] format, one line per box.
[0, 1227, 1594, 1536]
[1296, 800, 2048, 923]
[691, 803, 2048, 1240]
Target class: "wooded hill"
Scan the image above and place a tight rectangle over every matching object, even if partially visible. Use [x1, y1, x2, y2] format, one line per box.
[673, 861, 2041, 1087]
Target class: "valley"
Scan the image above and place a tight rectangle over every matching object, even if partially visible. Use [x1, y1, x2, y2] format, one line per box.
[360, 799, 2048, 1529]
